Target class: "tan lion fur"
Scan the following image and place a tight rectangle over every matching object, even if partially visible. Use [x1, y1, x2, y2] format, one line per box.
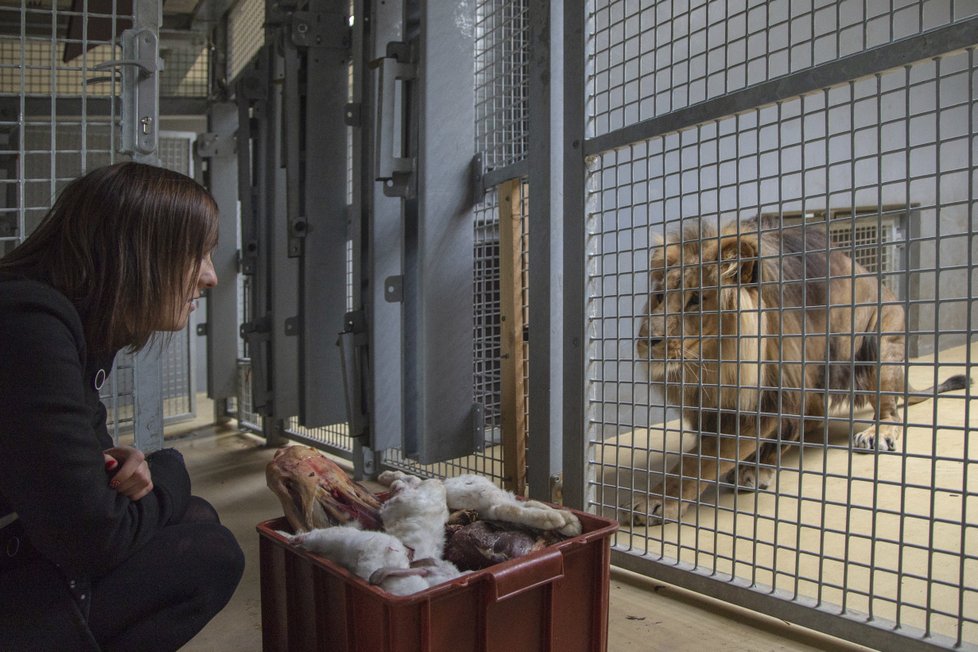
[632, 217, 969, 525]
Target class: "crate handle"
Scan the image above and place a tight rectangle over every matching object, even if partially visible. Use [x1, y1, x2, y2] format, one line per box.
[485, 548, 564, 602]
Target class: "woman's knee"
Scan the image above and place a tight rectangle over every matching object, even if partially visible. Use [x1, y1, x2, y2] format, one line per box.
[199, 524, 245, 594]
[180, 495, 221, 524]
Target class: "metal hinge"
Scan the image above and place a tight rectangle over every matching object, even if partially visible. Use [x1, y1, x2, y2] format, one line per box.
[196, 132, 235, 159]
[339, 311, 368, 438]
[384, 275, 403, 303]
[290, 9, 350, 49]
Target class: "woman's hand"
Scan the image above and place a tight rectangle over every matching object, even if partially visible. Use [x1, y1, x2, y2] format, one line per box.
[102, 446, 154, 501]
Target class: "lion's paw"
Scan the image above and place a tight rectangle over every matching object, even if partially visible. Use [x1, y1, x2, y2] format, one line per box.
[852, 424, 901, 453]
[628, 496, 683, 526]
[725, 465, 774, 492]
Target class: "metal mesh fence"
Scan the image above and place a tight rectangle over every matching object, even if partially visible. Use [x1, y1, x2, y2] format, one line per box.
[475, 0, 528, 171]
[227, 0, 264, 83]
[583, 3, 978, 646]
[587, 0, 978, 138]
[1, 0, 131, 436]
[160, 44, 209, 97]
[378, 0, 529, 487]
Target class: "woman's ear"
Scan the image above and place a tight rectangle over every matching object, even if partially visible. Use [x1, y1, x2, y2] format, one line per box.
[718, 234, 758, 284]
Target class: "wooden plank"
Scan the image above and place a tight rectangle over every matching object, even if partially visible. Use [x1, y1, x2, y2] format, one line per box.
[498, 180, 527, 494]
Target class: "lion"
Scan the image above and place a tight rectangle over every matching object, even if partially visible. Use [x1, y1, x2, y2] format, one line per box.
[632, 217, 969, 525]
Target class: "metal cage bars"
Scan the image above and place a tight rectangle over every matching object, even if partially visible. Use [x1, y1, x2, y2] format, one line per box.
[565, 4, 978, 650]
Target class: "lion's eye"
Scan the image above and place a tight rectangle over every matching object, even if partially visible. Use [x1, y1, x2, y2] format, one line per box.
[653, 292, 664, 306]
[686, 293, 700, 308]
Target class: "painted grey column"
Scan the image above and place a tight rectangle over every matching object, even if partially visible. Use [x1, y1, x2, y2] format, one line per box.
[130, 0, 164, 452]
[199, 102, 239, 405]
[399, 1, 478, 463]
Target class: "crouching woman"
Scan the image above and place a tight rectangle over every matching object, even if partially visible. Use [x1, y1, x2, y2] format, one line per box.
[0, 162, 244, 650]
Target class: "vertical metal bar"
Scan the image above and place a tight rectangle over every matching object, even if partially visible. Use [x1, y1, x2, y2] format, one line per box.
[297, 0, 351, 428]
[401, 0, 477, 463]
[364, 0, 404, 455]
[202, 102, 240, 402]
[527, 0, 560, 501]
[133, 346, 164, 451]
[265, 30, 300, 421]
[925, 55, 944, 639]
[348, 0, 379, 477]
[957, 49, 974, 647]
[130, 0, 163, 452]
[896, 63, 912, 631]
[561, 1, 586, 509]
[816, 86, 831, 612]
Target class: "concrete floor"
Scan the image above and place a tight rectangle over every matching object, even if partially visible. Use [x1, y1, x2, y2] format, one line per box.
[167, 418, 866, 651]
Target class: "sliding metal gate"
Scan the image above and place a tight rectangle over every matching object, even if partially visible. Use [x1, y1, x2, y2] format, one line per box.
[218, 0, 561, 496]
[565, 2, 978, 650]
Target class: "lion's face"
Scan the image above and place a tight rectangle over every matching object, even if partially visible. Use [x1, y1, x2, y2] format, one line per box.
[636, 232, 759, 386]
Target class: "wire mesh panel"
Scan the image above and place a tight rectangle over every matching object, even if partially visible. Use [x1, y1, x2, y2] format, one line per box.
[376, 0, 530, 487]
[579, 2, 978, 649]
[157, 132, 197, 423]
[160, 41, 209, 97]
[475, 0, 528, 171]
[227, 0, 265, 83]
[587, 0, 978, 138]
[0, 0, 135, 436]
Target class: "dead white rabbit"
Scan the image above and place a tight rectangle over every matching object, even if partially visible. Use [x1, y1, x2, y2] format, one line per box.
[278, 467, 577, 595]
[378, 472, 451, 560]
[287, 526, 440, 596]
[286, 470, 464, 596]
[375, 471, 465, 584]
[442, 475, 582, 537]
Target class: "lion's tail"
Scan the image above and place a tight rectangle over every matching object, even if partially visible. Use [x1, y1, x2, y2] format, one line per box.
[903, 374, 972, 406]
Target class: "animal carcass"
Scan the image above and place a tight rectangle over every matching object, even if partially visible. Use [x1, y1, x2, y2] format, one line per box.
[266, 445, 382, 532]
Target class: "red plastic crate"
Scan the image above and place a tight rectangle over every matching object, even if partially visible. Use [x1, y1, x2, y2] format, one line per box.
[257, 506, 618, 652]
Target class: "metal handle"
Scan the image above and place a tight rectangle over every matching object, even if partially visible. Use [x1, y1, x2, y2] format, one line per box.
[93, 57, 154, 77]
[374, 55, 415, 181]
[92, 28, 161, 157]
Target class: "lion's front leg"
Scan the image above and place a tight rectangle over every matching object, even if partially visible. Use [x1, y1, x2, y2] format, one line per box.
[724, 433, 793, 492]
[630, 434, 757, 526]
[853, 363, 904, 452]
[854, 331, 906, 453]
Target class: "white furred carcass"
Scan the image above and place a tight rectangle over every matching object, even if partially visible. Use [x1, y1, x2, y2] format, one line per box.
[377, 471, 463, 582]
[287, 527, 429, 596]
[378, 471, 450, 560]
[442, 474, 582, 537]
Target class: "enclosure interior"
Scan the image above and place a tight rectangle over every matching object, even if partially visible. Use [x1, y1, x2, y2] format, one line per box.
[1, 1, 976, 651]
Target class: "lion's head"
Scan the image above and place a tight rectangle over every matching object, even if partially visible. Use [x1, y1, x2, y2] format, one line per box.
[636, 220, 764, 411]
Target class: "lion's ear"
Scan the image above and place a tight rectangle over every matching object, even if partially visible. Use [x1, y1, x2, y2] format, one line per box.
[718, 235, 758, 284]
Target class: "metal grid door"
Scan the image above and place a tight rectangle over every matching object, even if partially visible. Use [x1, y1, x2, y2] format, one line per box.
[382, 0, 533, 488]
[0, 0, 133, 439]
[372, 0, 563, 500]
[564, 2, 978, 650]
[159, 131, 197, 424]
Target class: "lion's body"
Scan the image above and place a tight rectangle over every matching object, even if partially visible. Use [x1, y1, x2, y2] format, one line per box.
[632, 218, 967, 525]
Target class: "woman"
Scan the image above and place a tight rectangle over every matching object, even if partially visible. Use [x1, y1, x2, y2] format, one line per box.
[0, 162, 244, 650]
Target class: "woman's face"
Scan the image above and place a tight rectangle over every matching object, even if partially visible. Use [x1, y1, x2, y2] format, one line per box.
[166, 251, 218, 331]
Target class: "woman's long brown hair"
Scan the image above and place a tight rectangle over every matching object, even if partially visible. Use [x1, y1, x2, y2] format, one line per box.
[0, 162, 219, 353]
